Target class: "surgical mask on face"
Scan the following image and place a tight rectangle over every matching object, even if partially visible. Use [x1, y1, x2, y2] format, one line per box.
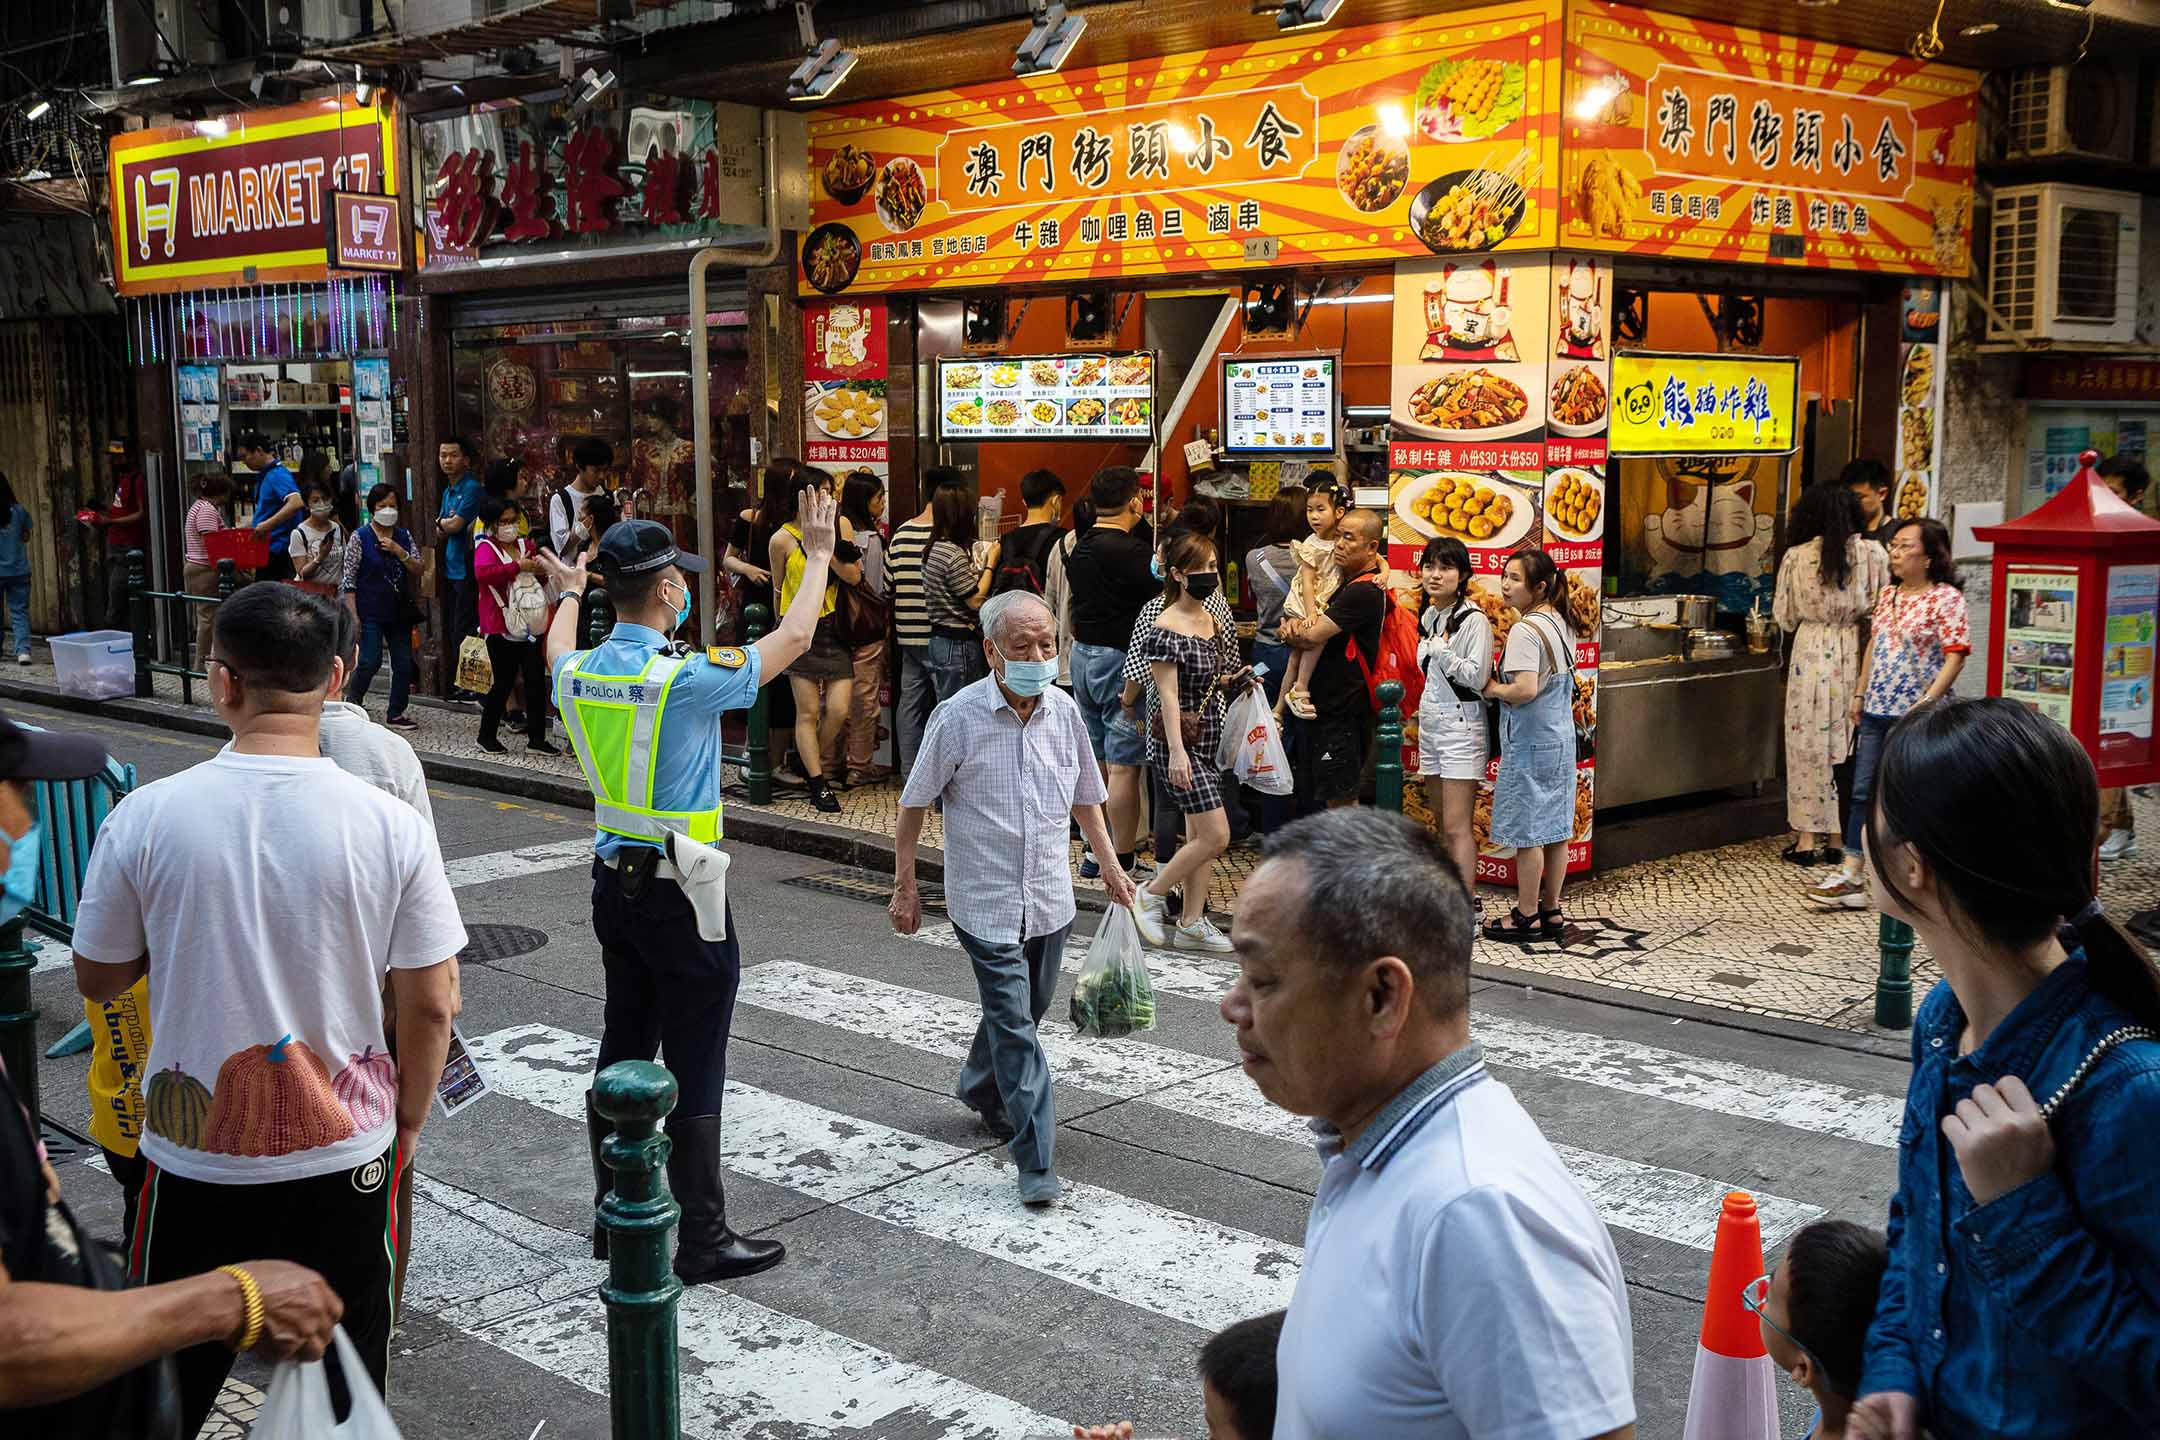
[0, 821, 40, 924]
[309, 501, 334, 518]
[995, 644, 1059, 697]
[1181, 573, 1221, 601]
[373, 507, 399, 528]
[1150, 553, 1165, 580]
[663, 580, 691, 633]
[494, 523, 519, 544]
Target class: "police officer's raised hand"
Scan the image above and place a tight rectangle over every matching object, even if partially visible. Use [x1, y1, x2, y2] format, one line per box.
[798, 486, 838, 563]
[536, 547, 586, 593]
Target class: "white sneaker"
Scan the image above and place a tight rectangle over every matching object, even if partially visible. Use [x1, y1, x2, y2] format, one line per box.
[2100, 829, 2138, 862]
[1172, 915, 1235, 953]
[1132, 888, 1171, 947]
[13, 653, 26, 666]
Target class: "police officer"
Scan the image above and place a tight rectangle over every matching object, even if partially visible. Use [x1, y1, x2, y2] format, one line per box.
[539, 486, 836, 1284]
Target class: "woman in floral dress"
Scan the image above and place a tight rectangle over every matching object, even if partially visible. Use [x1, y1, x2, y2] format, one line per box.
[1773, 484, 1887, 865]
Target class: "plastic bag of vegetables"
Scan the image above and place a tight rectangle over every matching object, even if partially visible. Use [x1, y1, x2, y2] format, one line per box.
[1070, 905, 1157, 1039]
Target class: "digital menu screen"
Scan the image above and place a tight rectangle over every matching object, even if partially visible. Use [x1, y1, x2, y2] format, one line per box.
[937, 353, 1156, 443]
[1221, 354, 1340, 458]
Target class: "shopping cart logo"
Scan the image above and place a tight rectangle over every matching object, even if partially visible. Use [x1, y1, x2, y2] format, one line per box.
[332, 190, 405, 272]
[133, 168, 180, 261]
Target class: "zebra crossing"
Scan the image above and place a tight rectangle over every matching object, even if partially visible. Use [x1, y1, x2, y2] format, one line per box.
[391, 929, 1906, 1438]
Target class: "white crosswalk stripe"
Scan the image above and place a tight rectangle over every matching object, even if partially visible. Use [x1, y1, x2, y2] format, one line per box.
[738, 959, 1823, 1251]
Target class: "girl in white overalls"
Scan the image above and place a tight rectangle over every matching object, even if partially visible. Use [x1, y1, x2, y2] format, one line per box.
[1415, 536, 1492, 905]
[1484, 549, 1578, 943]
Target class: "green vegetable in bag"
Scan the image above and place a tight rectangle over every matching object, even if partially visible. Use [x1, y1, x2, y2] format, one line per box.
[1070, 905, 1157, 1038]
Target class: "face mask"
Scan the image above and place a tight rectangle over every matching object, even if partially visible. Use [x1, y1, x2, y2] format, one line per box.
[996, 646, 1059, 697]
[495, 524, 520, 544]
[0, 821, 40, 925]
[664, 580, 691, 633]
[374, 507, 399, 528]
[309, 501, 334, 518]
[1181, 573, 1221, 601]
[1150, 553, 1165, 580]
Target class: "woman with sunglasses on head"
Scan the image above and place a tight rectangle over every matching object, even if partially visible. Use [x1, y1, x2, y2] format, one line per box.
[1848, 698, 2160, 1440]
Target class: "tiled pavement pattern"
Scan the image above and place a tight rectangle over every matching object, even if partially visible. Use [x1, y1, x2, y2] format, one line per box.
[30, 656, 2158, 1035]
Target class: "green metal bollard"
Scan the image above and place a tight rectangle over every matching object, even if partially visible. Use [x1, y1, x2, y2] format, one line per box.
[1875, 914, 1915, 1030]
[583, 580, 618, 651]
[743, 603, 772, 806]
[127, 548, 152, 700]
[0, 918, 40, 1123]
[1374, 680, 1404, 812]
[593, 1060, 683, 1440]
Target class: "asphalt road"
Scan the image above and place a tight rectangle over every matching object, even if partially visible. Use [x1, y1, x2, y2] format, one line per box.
[20, 700, 1908, 1439]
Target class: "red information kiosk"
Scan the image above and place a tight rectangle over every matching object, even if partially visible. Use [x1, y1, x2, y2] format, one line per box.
[1974, 450, 2160, 788]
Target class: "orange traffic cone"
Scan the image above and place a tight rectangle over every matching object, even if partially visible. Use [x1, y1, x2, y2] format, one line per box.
[1680, 1191, 1780, 1440]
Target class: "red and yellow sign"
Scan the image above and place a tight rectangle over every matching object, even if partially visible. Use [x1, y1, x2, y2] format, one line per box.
[800, 0, 1562, 296]
[1562, 2, 1978, 275]
[107, 96, 398, 297]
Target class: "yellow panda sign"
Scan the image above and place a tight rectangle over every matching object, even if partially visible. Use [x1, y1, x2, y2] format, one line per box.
[1608, 352, 1798, 458]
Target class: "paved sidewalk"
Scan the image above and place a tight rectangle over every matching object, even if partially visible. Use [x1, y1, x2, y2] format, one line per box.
[18, 654, 2153, 1040]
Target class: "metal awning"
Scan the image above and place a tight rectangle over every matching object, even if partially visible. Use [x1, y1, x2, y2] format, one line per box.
[310, 0, 691, 67]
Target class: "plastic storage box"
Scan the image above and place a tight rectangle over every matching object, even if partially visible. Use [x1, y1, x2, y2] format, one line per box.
[50, 630, 134, 701]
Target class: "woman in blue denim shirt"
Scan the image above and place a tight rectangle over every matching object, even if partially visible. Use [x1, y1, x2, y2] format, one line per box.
[1851, 698, 2160, 1440]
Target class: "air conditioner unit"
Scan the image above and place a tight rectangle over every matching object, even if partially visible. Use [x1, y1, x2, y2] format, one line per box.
[249, 0, 367, 52]
[2004, 62, 2138, 162]
[1987, 184, 2141, 345]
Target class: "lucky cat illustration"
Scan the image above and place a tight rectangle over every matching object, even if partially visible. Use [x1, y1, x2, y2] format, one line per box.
[1643, 479, 1773, 580]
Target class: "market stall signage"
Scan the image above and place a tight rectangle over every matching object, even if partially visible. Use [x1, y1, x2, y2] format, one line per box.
[935, 353, 1155, 442]
[799, 0, 1562, 296]
[331, 190, 405, 272]
[106, 96, 398, 296]
[1607, 353, 1798, 457]
[1563, 2, 1978, 276]
[803, 299, 892, 482]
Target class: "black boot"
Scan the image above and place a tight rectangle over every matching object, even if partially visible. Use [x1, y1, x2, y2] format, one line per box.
[666, 1112, 785, 1283]
[584, 1089, 611, 1261]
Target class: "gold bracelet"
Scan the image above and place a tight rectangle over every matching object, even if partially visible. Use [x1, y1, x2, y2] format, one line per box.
[217, 1265, 266, 1352]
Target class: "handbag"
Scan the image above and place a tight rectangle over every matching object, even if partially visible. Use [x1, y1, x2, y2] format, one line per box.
[837, 578, 887, 648]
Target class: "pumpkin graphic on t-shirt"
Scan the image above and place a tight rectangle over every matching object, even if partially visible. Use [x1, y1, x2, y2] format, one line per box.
[144, 1062, 212, 1149]
[200, 1034, 356, 1157]
[332, 1045, 398, 1131]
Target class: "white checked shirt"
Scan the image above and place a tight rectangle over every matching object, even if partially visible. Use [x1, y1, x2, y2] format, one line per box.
[900, 676, 1106, 945]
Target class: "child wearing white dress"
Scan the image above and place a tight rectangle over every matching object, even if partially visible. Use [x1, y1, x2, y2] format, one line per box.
[1278, 481, 1351, 719]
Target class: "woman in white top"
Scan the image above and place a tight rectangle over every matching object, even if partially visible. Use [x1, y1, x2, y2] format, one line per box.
[1414, 536, 1492, 894]
[289, 476, 345, 598]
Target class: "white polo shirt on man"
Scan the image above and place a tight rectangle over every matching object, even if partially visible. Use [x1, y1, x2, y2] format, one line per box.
[1275, 1045, 1636, 1440]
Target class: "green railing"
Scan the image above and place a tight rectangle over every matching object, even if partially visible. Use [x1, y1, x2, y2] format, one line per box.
[128, 548, 241, 706]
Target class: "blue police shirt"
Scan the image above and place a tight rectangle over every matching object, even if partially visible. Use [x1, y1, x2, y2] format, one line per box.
[252, 464, 300, 550]
[552, 622, 764, 860]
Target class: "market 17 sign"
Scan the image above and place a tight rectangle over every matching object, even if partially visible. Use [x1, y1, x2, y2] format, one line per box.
[798, 0, 1564, 296]
[1608, 353, 1799, 457]
[1564, 1, 1979, 275]
[107, 96, 397, 296]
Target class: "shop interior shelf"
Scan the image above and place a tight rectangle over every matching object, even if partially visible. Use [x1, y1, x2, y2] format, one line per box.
[226, 403, 342, 411]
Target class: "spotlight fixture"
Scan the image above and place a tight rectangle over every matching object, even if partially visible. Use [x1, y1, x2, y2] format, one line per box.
[196, 116, 229, 136]
[786, 1, 857, 103]
[1012, 2, 1086, 77]
[354, 66, 371, 104]
[127, 70, 165, 87]
[568, 65, 616, 123]
[1241, 279, 1296, 339]
[1274, 0, 1345, 31]
[24, 98, 51, 121]
[1066, 290, 1114, 345]
[963, 296, 1008, 349]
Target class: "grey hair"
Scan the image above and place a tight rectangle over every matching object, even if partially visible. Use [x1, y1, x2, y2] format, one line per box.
[980, 589, 1055, 648]
[1259, 808, 1475, 1017]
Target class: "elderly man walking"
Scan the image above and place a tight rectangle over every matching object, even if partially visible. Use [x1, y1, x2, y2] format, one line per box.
[892, 590, 1136, 1205]
[1224, 808, 1636, 1440]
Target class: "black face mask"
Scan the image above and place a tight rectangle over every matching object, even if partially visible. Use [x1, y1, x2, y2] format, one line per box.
[1181, 573, 1220, 601]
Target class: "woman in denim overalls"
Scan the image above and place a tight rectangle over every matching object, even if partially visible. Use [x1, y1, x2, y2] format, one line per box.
[1483, 549, 1577, 943]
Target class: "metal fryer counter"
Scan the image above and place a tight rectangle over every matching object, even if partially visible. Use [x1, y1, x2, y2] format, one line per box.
[1594, 648, 1783, 809]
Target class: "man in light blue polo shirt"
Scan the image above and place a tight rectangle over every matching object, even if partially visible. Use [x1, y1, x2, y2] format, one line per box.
[1223, 808, 1637, 1440]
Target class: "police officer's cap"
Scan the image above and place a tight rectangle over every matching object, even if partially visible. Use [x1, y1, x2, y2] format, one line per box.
[596, 518, 707, 575]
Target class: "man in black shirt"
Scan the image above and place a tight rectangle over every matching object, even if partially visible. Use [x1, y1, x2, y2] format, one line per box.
[1063, 466, 1158, 874]
[1844, 458, 1894, 546]
[1285, 509, 1385, 809]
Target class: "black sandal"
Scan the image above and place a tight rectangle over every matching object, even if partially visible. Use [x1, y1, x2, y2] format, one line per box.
[1778, 842, 1826, 866]
[1537, 906, 1566, 941]
[1483, 907, 1540, 943]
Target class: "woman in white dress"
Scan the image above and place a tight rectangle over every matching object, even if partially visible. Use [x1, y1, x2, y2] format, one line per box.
[1416, 536, 1492, 897]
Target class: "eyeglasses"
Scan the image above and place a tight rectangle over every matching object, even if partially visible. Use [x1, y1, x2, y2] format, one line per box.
[1741, 1273, 1822, 1374]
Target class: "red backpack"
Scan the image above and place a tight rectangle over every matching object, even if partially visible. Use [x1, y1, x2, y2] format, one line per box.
[1342, 575, 1426, 718]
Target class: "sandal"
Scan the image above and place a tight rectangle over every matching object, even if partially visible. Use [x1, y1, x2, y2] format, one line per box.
[1778, 842, 1827, 866]
[1482, 907, 1540, 943]
[1537, 906, 1566, 941]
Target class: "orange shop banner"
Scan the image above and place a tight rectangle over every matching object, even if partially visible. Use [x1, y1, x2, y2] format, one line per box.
[798, 0, 1563, 297]
[107, 96, 399, 297]
[1562, 2, 1978, 276]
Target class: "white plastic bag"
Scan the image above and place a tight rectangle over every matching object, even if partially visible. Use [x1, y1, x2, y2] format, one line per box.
[1217, 687, 1294, 796]
[1070, 905, 1157, 1038]
[255, 1326, 405, 1440]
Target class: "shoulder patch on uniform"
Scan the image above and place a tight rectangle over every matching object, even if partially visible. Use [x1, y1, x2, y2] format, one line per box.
[707, 646, 748, 669]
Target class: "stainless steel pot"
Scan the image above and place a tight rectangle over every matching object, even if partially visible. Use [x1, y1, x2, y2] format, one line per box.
[1672, 595, 1716, 630]
[1685, 627, 1738, 661]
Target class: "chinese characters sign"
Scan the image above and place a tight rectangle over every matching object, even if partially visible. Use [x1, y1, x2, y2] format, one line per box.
[803, 299, 891, 483]
[800, 0, 1562, 296]
[1564, 3, 1978, 275]
[1607, 353, 1798, 457]
[106, 97, 398, 296]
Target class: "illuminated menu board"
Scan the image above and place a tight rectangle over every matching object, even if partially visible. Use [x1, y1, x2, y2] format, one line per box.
[1221, 354, 1339, 458]
[936, 353, 1156, 442]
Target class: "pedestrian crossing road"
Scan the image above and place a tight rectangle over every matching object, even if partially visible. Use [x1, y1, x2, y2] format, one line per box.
[21, 707, 1911, 1438]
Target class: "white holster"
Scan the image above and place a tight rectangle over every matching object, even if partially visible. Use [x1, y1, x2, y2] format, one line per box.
[663, 831, 731, 942]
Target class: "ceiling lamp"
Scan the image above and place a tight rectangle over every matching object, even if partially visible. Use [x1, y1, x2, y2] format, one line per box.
[24, 98, 51, 121]
[786, 1, 857, 103]
[1013, 2, 1086, 77]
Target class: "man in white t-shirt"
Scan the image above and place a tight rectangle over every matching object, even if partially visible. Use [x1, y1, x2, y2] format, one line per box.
[551, 436, 614, 553]
[1222, 808, 1636, 1440]
[73, 583, 466, 1437]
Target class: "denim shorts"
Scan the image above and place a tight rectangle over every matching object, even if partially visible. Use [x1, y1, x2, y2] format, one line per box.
[1070, 640, 1146, 767]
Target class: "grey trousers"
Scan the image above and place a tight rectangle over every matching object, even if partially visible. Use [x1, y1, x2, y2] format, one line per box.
[951, 919, 1070, 1174]
[895, 643, 937, 781]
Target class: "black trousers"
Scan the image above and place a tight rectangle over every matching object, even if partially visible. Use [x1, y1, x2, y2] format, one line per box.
[101, 1145, 145, 1249]
[591, 855, 740, 1118]
[479, 634, 547, 743]
[131, 1141, 400, 1437]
